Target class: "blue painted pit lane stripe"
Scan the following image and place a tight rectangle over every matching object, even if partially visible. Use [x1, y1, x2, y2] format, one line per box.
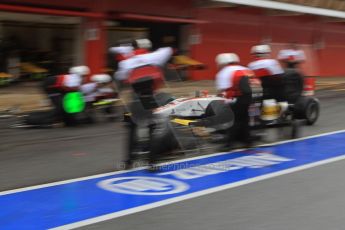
[2, 129, 345, 197]
[52, 155, 345, 230]
[1, 129, 345, 230]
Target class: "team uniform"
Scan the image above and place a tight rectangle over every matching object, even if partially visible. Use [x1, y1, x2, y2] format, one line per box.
[248, 58, 284, 77]
[109, 39, 152, 83]
[42, 66, 89, 126]
[80, 74, 117, 122]
[216, 63, 255, 148]
[116, 47, 173, 168]
[248, 58, 285, 101]
[277, 49, 305, 103]
[115, 47, 172, 81]
[109, 46, 150, 62]
[43, 73, 83, 125]
[216, 65, 254, 99]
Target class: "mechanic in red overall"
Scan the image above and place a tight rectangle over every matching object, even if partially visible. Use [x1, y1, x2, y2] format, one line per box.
[248, 44, 285, 101]
[216, 53, 255, 150]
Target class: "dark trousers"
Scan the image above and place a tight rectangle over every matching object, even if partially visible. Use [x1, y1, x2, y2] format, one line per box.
[126, 77, 162, 165]
[225, 99, 251, 146]
[126, 95, 157, 164]
[261, 76, 285, 102]
[48, 93, 64, 122]
[126, 117, 156, 164]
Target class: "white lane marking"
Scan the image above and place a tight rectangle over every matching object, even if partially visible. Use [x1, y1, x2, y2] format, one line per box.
[1, 128, 345, 196]
[97, 176, 189, 195]
[50, 154, 345, 230]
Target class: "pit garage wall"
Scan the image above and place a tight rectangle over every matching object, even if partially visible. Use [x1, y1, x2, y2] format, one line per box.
[0, 0, 104, 75]
[190, 8, 345, 80]
[0, 0, 195, 75]
[2, 0, 345, 78]
[108, 0, 194, 18]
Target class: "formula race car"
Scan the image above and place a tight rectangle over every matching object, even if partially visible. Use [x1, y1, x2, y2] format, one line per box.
[124, 90, 320, 157]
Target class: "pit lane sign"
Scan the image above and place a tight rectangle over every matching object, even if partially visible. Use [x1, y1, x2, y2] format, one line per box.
[2, 131, 345, 229]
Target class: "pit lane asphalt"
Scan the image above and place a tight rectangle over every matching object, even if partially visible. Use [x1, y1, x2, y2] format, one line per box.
[1, 89, 345, 230]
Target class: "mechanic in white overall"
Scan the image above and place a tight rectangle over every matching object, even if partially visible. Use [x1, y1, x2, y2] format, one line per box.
[216, 53, 255, 150]
[112, 45, 173, 169]
[109, 39, 152, 89]
[277, 49, 305, 103]
[277, 47, 306, 69]
[43, 66, 90, 126]
[109, 38, 152, 61]
[80, 74, 117, 122]
[248, 44, 285, 101]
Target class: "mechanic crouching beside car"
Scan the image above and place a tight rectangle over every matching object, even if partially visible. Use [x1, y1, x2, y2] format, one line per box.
[215, 53, 255, 150]
[42, 66, 90, 126]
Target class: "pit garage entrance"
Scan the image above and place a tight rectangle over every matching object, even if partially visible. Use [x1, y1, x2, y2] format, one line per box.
[0, 11, 83, 82]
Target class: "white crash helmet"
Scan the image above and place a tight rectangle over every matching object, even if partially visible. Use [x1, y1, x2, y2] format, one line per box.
[215, 53, 240, 66]
[277, 49, 305, 63]
[69, 66, 90, 76]
[251, 44, 271, 55]
[135, 38, 152, 50]
[91, 74, 112, 83]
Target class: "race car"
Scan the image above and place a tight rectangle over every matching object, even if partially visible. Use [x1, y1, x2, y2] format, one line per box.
[124, 90, 320, 157]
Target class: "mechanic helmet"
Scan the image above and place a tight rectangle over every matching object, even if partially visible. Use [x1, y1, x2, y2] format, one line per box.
[215, 53, 240, 66]
[251, 44, 271, 56]
[133, 38, 152, 50]
[69, 66, 90, 76]
[91, 74, 112, 83]
[277, 49, 305, 63]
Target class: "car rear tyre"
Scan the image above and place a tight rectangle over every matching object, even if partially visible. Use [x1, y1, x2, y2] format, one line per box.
[305, 99, 319, 125]
[293, 97, 320, 125]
